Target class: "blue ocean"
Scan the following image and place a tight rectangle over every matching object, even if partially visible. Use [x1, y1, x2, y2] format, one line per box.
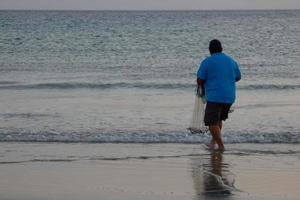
[0, 10, 299, 143]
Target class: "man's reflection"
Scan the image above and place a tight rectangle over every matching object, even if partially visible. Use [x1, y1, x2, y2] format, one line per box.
[191, 150, 236, 199]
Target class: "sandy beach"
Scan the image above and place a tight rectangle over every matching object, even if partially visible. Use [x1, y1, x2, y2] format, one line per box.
[1, 9, 300, 200]
[0, 143, 299, 200]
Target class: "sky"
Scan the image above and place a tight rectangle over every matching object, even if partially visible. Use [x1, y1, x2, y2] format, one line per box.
[0, 0, 300, 10]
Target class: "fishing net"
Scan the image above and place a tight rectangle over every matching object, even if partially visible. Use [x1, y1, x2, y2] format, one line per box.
[188, 86, 208, 134]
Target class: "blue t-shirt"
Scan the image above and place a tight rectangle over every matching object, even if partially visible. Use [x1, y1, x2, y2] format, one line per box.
[197, 52, 241, 104]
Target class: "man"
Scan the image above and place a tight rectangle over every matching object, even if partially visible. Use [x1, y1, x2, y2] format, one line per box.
[197, 39, 241, 151]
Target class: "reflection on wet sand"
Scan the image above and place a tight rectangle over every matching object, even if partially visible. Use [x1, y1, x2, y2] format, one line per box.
[191, 150, 236, 199]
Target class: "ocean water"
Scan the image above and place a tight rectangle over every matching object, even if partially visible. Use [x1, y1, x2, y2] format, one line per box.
[0, 10, 300, 143]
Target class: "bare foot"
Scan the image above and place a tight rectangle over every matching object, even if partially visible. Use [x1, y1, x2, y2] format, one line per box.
[216, 147, 225, 152]
[205, 143, 216, 150]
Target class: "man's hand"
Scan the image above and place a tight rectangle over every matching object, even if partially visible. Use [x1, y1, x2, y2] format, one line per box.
[197, 78, 205, 97]
[197, 78, 205, 87]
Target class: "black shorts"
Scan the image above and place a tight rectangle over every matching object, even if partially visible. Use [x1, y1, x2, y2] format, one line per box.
[204, 102, 232, 126]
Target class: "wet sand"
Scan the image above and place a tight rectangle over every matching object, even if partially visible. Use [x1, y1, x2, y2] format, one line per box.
[0, 143, 299, 200]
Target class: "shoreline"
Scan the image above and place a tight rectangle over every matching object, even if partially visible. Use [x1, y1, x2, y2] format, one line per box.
[0, 143, 299, 200]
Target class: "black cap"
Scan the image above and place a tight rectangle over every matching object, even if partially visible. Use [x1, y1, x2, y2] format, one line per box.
[209, 39, 223, 54]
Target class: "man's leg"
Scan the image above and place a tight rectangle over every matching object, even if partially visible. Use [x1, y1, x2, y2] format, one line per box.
[209, 123, 224, 151]
[215, 103, 231, 150]
[204, 102, 225, 150]
[218, 121, 223, 130]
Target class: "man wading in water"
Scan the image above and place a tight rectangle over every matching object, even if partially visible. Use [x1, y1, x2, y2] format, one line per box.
[197, 39, 241, 151]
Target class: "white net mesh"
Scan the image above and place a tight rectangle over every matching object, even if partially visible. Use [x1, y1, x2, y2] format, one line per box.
[188, 87, 208, 134]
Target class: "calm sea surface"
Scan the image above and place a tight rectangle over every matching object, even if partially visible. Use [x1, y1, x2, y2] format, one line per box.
[0, 10, 299, 143]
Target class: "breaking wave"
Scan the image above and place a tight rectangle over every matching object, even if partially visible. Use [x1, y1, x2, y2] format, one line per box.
[0, 82, 299, 90]
[0, 131, 299, 144]
[0, 82, 192, 90]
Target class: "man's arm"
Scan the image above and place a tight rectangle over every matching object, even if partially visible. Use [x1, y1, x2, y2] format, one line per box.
[235, 61, 241, 82]
[197, 59, 207, 97]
